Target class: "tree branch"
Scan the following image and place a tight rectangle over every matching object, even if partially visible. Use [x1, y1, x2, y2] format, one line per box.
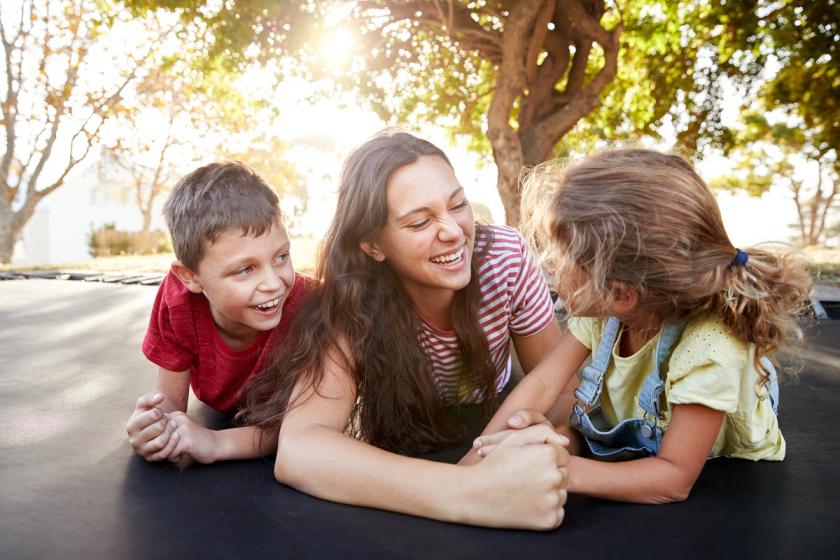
[370, 1, 504, 61]
[525, 0, 555, 85]
[0, 8, 21, 192]
[25, 7, 85, 201]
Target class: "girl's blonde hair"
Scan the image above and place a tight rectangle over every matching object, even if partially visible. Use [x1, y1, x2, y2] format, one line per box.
[522, 148, 812, 378]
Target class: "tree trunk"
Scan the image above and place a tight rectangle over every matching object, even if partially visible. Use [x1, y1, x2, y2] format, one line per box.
[141, 207, 152, 233]
[492, 144, 525, 225]
[0, 207, 22, 264]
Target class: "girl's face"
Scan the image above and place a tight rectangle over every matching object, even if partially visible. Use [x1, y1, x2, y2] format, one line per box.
[363, 155, 475, 306]
[549, 245, 606, 317]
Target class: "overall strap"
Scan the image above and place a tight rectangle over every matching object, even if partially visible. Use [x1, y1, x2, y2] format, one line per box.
[638, 319, 686, 418]
[760, 356, 780, 413]
[574, 317, 621, 408]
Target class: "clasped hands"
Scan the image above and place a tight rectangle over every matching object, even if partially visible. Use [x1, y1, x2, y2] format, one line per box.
[125, 392, 217, 464]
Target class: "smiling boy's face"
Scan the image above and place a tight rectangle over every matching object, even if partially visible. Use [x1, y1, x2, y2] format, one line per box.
[176, 221, 295, 348]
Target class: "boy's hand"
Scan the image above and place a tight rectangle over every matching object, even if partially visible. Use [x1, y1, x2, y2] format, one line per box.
[126, 393, 180, 461]
[473, 409, 565, 457]
[168, 412, 219, 465]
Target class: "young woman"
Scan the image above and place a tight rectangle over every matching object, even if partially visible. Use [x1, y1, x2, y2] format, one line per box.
[241, 130, 570, 529]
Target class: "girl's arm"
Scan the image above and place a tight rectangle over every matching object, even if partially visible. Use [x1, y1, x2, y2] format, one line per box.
[273, 346, 571, 530]
[567, 403, 725, 503]
[473, 329, 591, 444]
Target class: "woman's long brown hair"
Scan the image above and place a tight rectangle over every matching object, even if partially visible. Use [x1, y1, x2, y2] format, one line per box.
[238, 131, 496, 455]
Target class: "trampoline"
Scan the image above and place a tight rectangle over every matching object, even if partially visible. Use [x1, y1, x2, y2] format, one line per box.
[1, 278, 838, 559]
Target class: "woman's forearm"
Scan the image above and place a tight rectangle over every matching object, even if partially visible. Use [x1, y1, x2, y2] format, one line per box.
[275, 423, 571, 530]
[276, 424, 471, 523]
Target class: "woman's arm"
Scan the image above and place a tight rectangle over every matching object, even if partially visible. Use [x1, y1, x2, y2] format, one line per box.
[567, 403, 725, 503]
[274, 347, 571, 530]
[512, 320, 562, 373]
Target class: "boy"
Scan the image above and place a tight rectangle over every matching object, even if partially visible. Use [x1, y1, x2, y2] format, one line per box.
[126, 162, 311, 464]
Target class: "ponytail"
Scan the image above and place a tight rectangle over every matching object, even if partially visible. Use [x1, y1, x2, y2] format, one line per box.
[700, 246, 812, 385]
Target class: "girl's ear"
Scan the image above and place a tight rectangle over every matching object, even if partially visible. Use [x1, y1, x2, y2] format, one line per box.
[171, 261, 204, 294]
[610, 280, 639, 316]
[359, 240, 386, 262]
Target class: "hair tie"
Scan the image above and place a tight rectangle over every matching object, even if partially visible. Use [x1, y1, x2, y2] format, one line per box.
[731, 249, 749, 268]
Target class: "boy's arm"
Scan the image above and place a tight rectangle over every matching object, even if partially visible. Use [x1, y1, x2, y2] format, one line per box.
[155, 367, 190, 413]
[168, 416, 278, 464]
[460, 329, 590, 465]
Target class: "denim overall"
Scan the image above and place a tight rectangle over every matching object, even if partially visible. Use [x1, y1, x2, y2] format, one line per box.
[569, 317, 780, 458]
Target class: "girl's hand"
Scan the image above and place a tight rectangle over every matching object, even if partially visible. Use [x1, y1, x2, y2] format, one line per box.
[474, 409, 563, 457]
[168, 412, 219, 465]
[506, 408, 553, 430]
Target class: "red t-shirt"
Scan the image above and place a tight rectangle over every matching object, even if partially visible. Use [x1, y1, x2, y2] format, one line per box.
[142, 271, 312, 412]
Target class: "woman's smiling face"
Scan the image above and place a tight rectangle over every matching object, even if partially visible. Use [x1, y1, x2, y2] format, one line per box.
[362, 155, 475, 307]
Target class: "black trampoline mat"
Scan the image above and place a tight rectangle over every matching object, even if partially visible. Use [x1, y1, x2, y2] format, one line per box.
[1, 279, 839, 559]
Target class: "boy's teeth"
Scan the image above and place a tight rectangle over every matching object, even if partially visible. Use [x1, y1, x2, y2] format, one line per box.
[256, 297, 280, 310]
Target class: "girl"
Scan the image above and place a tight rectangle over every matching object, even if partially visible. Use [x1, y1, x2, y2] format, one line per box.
[240, 131, 570, 529]
[473, 148, 812, 504]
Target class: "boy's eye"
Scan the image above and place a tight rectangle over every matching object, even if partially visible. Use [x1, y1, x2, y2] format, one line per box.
[234, 266, 253, 276]
[274, 253, 289, 264]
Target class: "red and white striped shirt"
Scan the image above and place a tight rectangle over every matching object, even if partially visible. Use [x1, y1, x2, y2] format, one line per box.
[417, 225, 555, 404]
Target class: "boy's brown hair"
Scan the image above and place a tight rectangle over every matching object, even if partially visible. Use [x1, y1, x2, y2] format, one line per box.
[163, 162, 281, 272]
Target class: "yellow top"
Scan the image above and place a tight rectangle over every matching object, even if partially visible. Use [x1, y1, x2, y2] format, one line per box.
[567, 315, 785, 460]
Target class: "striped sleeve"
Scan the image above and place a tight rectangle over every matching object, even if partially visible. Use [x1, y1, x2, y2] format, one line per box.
[508, 230, 555, 336]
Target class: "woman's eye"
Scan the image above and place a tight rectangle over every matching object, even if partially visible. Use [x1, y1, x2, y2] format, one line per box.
[452, 200, 469, 211]
[408, 219, 430, 230]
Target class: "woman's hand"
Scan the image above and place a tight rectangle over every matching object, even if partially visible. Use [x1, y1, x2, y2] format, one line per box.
[463, 424, 571, 530]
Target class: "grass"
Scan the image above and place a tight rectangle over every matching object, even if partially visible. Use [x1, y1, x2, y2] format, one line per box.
[3, 239, 838, 285]
[803, 248, 840, 284]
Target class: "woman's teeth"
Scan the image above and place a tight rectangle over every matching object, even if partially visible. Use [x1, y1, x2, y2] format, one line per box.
[430, 247, 464, 264]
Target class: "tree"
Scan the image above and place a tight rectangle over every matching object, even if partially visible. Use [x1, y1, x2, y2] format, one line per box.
[708, 1, 839, 247]
[121, 0, 624, 226]
[99, 59, 297, 233]
[712, 115, 838, 247]
[122, 1, 835, 230]
[351, 1, 623, 225]
[0, 0, 165, 263]
[98, 66, 197, 233]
